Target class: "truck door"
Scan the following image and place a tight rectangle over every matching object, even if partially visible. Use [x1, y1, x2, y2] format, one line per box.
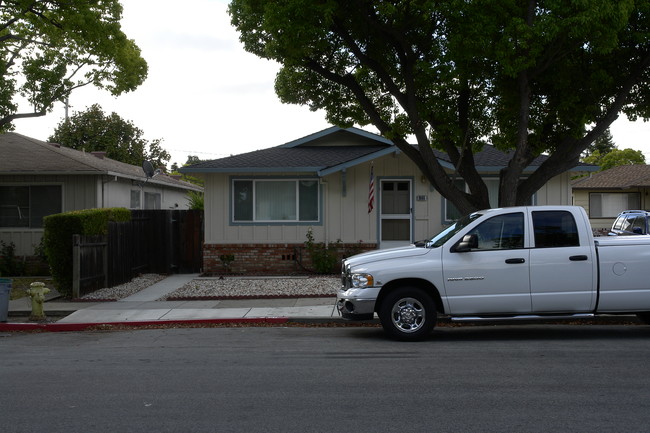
[442, 212, 531, 315]
[529, 210, 596, 312]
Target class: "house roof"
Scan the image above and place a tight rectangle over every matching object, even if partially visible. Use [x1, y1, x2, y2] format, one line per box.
[0, 132, 202, 191]
[181, 126, 596, 176]
[572, 164, 650, 189]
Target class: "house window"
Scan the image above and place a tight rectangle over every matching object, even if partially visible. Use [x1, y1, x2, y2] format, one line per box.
[444, 179, 535, 222]
[589, 192, 640, 218]
[232, 179, 319, 223]
[130, 190, 141, 209]
[0, 185, 62, 228]
[144, 192, 161, 209]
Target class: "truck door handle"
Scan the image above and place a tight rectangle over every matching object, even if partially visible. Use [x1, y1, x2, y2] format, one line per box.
[505, 258, 525, 264]
[570, 255, 588, 261]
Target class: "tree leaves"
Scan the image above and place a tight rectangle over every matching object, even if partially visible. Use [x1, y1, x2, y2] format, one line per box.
[0, 0, 147, 130]
[48, 104, 170, 169]
[230, 0, 650, 213]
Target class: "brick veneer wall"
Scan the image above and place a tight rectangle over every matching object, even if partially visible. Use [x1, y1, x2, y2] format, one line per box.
[203, 242, 378, 275]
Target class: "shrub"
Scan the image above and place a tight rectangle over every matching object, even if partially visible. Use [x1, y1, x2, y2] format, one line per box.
[42, 208, 131, 296]
[0, 241, 25, 276]
[187, 191, 204, 210]
[305, 228, 341, 274]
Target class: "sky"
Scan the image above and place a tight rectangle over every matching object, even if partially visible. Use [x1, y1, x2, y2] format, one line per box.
[11, 0, 650, 168]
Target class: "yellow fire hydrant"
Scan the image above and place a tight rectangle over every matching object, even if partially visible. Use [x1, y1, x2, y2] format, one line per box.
[26, 282, 50, 321]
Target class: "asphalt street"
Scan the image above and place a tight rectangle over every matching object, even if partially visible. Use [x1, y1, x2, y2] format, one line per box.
[1, 324, 649, 433]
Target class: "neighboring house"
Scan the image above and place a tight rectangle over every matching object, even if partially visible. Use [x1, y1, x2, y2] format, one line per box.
[0, 132, 203, 255]
[181, 126, 596, 274]
[572, 164, 650, 230]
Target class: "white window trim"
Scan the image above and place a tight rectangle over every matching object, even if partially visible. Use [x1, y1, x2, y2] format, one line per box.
[231, 178, 321, 224]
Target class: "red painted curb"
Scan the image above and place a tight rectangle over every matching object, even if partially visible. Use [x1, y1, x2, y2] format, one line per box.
[0, 317, 290, 332]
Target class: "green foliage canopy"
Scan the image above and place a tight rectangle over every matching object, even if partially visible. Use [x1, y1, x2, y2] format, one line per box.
[0, 0, 148, 130]
[49, 104, 171, 168]
[230, 0, 650, 213]
[583, 148, 646, 172]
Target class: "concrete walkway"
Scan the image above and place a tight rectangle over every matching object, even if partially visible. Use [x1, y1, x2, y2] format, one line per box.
[5, 274, 342, 327]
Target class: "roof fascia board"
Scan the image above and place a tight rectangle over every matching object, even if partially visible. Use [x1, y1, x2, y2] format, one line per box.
[280, 126, 393, 148]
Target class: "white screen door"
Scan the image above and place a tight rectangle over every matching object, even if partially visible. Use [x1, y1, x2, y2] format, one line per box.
[380, 180, 412, 248]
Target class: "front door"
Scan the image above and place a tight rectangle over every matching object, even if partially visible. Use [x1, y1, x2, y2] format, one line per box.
[380, 180, 412, 248]
[442, 212, 532, 315]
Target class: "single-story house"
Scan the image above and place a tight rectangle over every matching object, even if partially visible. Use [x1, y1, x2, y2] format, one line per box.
[181, 126, 596, 274]
[0, 132, 203, 256]
[572, 164, 650, 229]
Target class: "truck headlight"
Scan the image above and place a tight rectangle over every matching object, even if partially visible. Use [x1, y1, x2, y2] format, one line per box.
[351, 273, 374, 288]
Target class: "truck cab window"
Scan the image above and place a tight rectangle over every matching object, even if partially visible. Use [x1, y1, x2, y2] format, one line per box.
[532, 211, 579, 248]
[466, 212, 524, 250]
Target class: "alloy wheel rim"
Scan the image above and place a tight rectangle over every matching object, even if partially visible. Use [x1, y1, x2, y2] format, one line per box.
[391, 297, 425, 333]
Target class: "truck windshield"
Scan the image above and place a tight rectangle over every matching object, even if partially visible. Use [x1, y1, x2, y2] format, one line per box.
[425, 212, 483, 248]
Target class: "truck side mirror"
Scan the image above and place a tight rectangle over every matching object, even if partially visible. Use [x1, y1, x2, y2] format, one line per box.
[453, 234, 478, 252]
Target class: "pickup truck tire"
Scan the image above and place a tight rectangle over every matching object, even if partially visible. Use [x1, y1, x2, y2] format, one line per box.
[378, 287, 437, 341]
[637, 312, 650, 324]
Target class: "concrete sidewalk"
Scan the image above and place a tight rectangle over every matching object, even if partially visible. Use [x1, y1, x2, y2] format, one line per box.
[4, 274, 345, 330]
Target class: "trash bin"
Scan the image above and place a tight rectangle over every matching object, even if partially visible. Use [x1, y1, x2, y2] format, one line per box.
[0, 278, 11, 322]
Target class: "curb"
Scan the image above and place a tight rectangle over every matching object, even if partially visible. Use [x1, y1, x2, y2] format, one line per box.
[0, 317, 290, 332]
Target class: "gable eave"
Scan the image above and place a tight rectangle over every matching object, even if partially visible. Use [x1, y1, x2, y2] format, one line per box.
[280, 126, 393, 148]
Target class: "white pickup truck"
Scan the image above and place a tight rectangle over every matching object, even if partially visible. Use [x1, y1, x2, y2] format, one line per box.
[337, 206, 650, 340]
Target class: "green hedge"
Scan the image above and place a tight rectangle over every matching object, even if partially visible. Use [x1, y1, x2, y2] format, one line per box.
[42, 208, 131, 297]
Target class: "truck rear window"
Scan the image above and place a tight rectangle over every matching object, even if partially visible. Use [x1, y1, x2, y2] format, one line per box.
[532, 211, 579, 248]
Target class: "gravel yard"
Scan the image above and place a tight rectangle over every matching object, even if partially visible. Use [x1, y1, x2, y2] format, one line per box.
[79, 274, 167, 300]
[79, 274, 339, 301]
[161, 276, 339, 300]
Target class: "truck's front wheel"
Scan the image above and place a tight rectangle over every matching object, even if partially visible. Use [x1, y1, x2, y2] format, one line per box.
[379, 287, 437, 341]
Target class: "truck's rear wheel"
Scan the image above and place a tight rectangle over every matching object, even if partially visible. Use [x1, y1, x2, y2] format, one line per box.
[379, 287, 437, 341]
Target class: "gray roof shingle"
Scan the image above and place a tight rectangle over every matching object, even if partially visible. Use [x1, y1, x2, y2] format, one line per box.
[188, 145, 389, 171]
[0, 132, 201, 191]
[572, 165, 650, 189]
[182, 126, 594, 174]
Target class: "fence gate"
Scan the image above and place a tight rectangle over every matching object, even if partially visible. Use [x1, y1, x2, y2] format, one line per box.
[72, 234, 108, 298]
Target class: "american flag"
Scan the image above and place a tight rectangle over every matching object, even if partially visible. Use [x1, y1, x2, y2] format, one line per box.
[368, 165, 375, 213]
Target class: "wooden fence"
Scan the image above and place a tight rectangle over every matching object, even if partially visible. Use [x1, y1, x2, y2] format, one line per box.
[72, 210, 203, 297]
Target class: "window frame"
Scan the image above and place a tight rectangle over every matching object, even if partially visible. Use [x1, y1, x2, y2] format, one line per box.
[0, 184, 63, 229]
[130, 189, 141, 209]
[588, 192, 641, 218]
[230, 177, 322, 225]
[466, 212, 525, 251]
[144, 192, 161, 209]
[531, 210, 580, 248]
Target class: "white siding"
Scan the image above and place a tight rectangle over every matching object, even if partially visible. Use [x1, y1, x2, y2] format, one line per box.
[103, 177, 192, 210]
[204, 153, 577, 247]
